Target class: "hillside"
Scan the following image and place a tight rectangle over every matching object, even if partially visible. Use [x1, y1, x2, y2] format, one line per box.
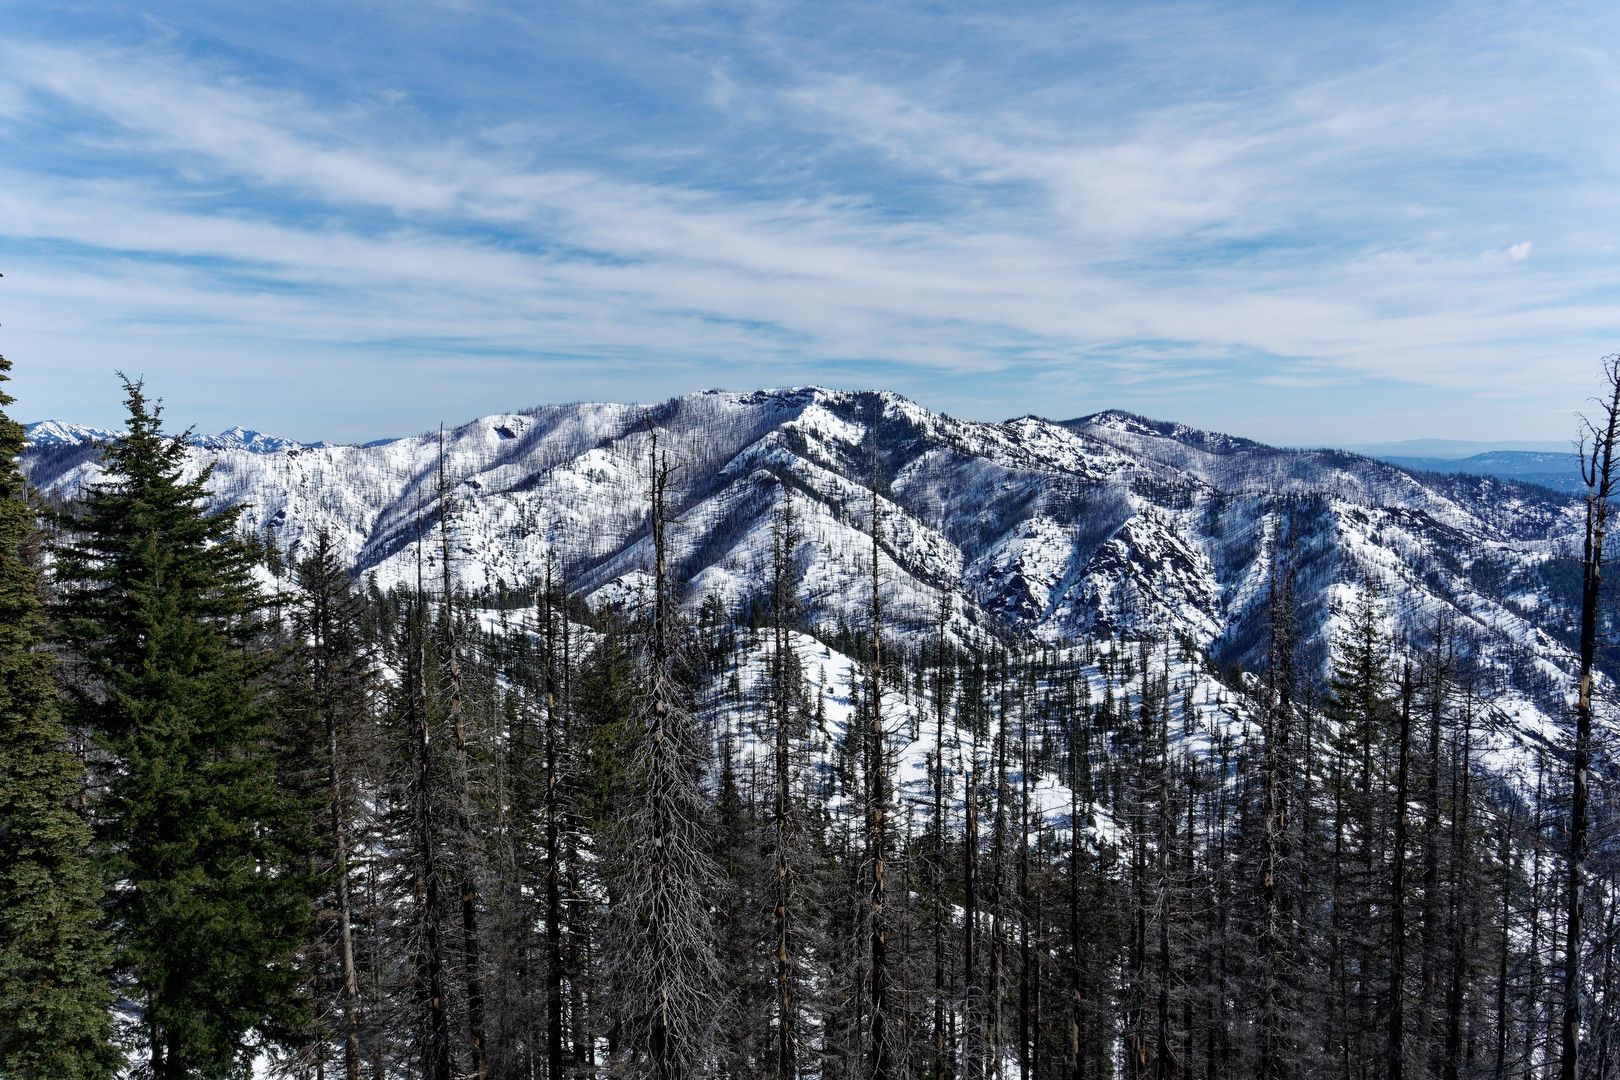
[25, 387, 1595, 744]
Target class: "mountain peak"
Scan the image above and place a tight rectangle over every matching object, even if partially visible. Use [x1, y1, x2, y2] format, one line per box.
[1065, 410, 1267, 455]
[24, 420, 318, 453]
[23, 420, 121, 447]
[187, 426, 322, 453]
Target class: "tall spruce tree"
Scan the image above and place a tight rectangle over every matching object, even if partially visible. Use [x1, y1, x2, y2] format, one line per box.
[291, 530, 374, 1080]
[55, 376, 310, 1079]
[0, 354, 118, 1079]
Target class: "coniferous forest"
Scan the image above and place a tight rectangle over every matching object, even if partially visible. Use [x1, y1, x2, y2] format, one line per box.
[4, 355, 1620, 1080]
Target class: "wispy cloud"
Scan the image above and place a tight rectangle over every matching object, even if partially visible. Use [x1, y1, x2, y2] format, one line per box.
[1, 1, 1617, 444]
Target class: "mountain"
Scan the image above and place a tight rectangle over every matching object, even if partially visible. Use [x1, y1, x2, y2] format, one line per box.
[186, 425, 327, 453]
[1344, 437, 1571, 458]
[1373, 450, 1585, 493]
[22, 387, 1592, 741]
[24, 420, 321, 454]
[22, 420, 123, 447]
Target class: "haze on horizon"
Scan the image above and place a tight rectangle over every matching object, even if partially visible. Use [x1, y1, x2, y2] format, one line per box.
[2, 1, 1617, 448]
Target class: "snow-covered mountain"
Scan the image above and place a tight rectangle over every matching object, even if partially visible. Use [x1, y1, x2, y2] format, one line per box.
[23, 420, 124, 447]
[22, 387, 1594, 733]
[24, 420, 322, 453]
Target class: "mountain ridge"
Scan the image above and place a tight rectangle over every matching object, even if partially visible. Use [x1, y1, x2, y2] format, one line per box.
[23, 387, 1589, 698]
[25, 419, 325, 454]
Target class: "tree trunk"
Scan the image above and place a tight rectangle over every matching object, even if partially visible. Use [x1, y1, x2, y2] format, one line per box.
[865, 445, 893, 1080]
[543, 566, 565, 1080]
[439, 431, 487, 1080]
[933, 598, 950, 1080]
[1387, 663, 1413, 1080]
[1442, 691, 1473, 1080]
[414, 537, 453, 1080]
[772, 494, 799, 1079]
[1563, 354, 1620, 1080]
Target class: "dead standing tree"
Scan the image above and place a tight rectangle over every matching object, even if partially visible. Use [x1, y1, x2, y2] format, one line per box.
[1562, 354, 1620, 1080]
[865, 432, 895, 1080]
[438, 427, 488, 1080]
[770, 488, 802, 1079]
[609, 419, 723, 1080]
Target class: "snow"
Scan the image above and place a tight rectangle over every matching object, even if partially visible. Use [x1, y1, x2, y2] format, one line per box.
[23, 419, 121, 446]
[22, 384, 1593, 782]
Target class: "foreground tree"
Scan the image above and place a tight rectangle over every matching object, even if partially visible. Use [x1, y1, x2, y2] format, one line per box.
[1563, 353, 1620, 1080]
[290, 531, 374, 1080]
[769, 489, 804, 1078]
[0, 354, 118, 1079]
[56, 377, 309, 1078]
[607, 421, 722, 1078]
[864, 441, 895, 1080]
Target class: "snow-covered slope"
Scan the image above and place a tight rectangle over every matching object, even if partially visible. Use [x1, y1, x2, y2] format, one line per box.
[23, 387, 1593, 737]
[25, 420, 321, 453]
[23, 420, 122, 447]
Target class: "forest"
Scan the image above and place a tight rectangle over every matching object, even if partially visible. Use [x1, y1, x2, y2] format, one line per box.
[2, 357, 1619, 1080]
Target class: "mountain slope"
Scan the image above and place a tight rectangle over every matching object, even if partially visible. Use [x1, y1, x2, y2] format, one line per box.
[24, 387, 1592, 736]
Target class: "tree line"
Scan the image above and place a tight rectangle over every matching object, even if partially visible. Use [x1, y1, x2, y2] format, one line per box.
[1, 359, 1618, 1079]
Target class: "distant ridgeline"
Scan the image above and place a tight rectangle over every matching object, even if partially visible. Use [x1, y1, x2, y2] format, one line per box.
[15, 386, 1618, 1079]
[1374, 449, 1585, 493]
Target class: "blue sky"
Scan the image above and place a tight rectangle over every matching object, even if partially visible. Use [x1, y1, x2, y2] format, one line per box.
[3, 1, 1618, 446]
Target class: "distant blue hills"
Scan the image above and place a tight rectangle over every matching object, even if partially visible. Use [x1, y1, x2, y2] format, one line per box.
[1370, 451, 1580, 493]
[1348, 449, 1581, 494]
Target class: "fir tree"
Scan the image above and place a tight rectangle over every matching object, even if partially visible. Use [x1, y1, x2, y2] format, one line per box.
[55, 376, 310, 1079]
[290, 530, 375, 1080]
[0, 354, 118, 1079]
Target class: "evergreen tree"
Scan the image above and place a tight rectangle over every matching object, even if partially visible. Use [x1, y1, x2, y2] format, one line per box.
[0, 354, 118, 1079]
[1320, 579, 1399, 1075]
[289, 530, 375, 1080]
[55, 376, 310, 1078]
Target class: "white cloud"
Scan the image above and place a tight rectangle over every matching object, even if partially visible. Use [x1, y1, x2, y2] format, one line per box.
[3, 1, 1620, 443]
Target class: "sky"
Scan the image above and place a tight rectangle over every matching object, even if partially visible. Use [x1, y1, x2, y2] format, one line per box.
[2, 1, 1618, 447]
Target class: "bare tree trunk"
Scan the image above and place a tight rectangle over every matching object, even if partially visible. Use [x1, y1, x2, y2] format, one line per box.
[1419, 625, 1449, 1075]
[932, 597, 950, 1080]
[414, 531, 453, 1080]
[1154, 681, 1174, 1080]
[1494, 802, 1514, 1080]
[439, 429, 487, 1080]
[990, 657, 1009, 1080]
[329, 689, 363, 1080]
[1068, 707, 1085, 1080]
[772, 493, 799, 1079]
[1593, 876, 1617, 1080]
[1525, 751, 1546, 1080]
[1563, 353, 1620, 1080]
[305, 533, 364, 1080]
[865, 443, 893, 1080]
[1018, 685, 1033, 1080]
[1387, 663, 1414, 1080]
[543, 563, 565, 1080]
[965, 710, 982, 1080]
[1258, 533, 1293, 1080]
[1442, 688, 1474, 1080]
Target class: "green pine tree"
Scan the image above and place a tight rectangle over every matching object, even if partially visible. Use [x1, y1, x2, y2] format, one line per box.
[0, 354, 119, 1079]
[55, 376, 310, 1079]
